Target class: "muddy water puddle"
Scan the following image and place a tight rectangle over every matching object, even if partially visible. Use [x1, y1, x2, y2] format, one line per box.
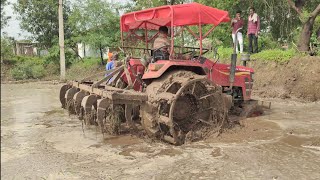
[1, 82, 320, 179]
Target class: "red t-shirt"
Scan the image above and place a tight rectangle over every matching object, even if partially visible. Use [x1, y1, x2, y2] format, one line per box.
[231, 18, 244, 34]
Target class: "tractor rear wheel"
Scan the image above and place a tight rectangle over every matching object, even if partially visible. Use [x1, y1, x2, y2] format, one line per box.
[141, 70, 229, 145]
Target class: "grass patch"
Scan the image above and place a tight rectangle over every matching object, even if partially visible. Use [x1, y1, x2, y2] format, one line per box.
[66, 57, 104, 80]
[73, 57, 101, 68]
[7, 56, 103, 81]
[250, 49, 298, 63]
[212, 47, 300, 63]
[217, 47, 233, 61]
[10, 57, 46, 80]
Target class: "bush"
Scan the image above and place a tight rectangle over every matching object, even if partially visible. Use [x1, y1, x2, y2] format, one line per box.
[45, 62, 60, 76]
[11, 61, 32, 80]
[258, 35, 280, 50]
[1, 36, 14, 61]
[218, 47, 233, 60]
[208, 47, 299, 64]
[11, 66, 28, 80]
[44, 45, 77, 67]
[31, 65, 45, 78]
[12, 56, 45, 65]
[78, 57, 100, 68]
[66, 57, 103, 80]
[10, 57, 46, 80]
[251, 49, 298, 63]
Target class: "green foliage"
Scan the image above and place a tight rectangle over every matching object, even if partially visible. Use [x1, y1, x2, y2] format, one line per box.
[195, 0, 318, 47]
[250, 49, 298, 63]
[211, 47, 298, 63]
[45, 62, 60, 76]
[69, 0, 121, 51]
[216, 47, 233, 61]
[1, 0, 11, 28]
[131, 0, 187, 10]
[66, 57, 102, 80]
[10, 58, 46, 80]
[1, 35, 14, 61]
[13, 56, 44, 65]
[31, 65, 45, 79]
[44, 45, 77, 67]
[14, 0, 72, 48]
[258, 34, 280, 50]
[73, 57, 100, 68]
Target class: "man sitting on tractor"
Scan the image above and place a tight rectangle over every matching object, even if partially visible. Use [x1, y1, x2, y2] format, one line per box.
[153, 26, 170, 61]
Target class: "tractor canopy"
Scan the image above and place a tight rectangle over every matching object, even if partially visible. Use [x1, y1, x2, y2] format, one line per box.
[120, 2, 230, 32]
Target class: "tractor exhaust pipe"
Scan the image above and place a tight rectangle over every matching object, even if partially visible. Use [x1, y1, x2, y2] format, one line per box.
[229, 28, 242, 89]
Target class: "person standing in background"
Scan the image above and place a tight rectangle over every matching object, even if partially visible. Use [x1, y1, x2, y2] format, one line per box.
[106, 53, 120, 71]
[231, 10, 244, 53]
[247, 7, 260, 53]
[107, 51, 113, 62]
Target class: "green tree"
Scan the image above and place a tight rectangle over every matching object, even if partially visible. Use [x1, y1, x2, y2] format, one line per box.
[1, 34, 14, 61]
[287, 0, 320, 51]
[1, 0, 11, 28]
[14, 0, 72, 48]
[69, 0, 121, 64]
[129, 0, 190, 11]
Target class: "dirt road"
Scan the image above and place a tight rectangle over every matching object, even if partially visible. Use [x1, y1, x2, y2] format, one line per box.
[1, 82, 320, 179]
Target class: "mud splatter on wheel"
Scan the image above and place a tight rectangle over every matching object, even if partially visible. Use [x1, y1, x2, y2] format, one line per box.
[81, 95, 99, 126]
[141, 70, 229, 145]
[59, 84, 71, 108]
[96, 78, 128, 135]
[66, 98, 75, 115]
[104, 105, 125, 135]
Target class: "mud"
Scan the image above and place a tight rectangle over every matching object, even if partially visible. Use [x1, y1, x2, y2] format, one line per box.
[2, 82, 320, 179]
[251, 56, 320, 102]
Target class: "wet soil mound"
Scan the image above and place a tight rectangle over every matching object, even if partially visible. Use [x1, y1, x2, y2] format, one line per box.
[252, 56, 320, 102]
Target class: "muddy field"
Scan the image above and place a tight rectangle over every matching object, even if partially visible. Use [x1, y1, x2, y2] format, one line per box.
[1, 82, 320, 179]
[252, 56, 320, 102]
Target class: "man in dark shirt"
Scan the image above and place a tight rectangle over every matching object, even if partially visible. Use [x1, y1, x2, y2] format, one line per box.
[231, 10, 244, 53]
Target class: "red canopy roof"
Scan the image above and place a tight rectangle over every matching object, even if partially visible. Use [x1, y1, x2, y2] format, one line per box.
[121, 2, 230, 32]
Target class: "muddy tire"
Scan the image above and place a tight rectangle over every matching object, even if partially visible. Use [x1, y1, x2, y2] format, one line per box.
[141, 70, 228, 145]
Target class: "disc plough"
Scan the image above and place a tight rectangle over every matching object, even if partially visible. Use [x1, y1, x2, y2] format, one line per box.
[60, 65, 230, 145]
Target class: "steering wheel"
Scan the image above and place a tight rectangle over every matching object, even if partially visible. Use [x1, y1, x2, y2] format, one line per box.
[153, 45, 170, 62]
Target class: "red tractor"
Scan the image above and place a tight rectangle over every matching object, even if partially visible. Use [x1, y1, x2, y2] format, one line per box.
[60, 3, 261, 145]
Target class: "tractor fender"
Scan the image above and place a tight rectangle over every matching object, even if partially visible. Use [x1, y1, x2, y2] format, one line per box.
[142, 60, 206, 80]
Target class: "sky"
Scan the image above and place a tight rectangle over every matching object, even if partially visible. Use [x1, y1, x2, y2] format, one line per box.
[1, 0, 130, 40]
[1, 0, 31, 40]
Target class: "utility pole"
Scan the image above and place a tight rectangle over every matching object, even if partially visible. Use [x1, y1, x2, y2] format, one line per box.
[58, 0, 66, 81]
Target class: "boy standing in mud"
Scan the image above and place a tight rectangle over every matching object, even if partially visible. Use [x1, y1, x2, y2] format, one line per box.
[231, 10, 244, 54]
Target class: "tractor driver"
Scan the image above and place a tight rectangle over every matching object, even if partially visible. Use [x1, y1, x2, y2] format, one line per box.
[153, 26, 170, 61]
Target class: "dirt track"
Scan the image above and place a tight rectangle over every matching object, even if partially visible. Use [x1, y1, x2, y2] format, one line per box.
[1, 82, 320, 179]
